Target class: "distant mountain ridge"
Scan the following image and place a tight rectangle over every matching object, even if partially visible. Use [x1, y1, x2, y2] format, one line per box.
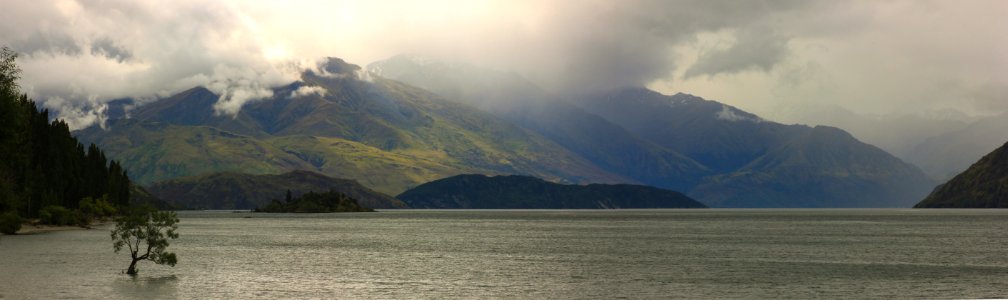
[761, 102, 1008, 182]
[915, 140, 1008, 208]
[368, 55, 708, 191]
[76, 57, 628, 195]
[905, 113, 1008, 181]
[575, 88, 933, 207]
[369, 56, 934, 207]
[145, 170, 405, 209]
[396, 174, 706, 209]
[75, 55, 936, 208]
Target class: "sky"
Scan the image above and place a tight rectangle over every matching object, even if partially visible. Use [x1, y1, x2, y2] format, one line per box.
[0, 0, 1005, 129]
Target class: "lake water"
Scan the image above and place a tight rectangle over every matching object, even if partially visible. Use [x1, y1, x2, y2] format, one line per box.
[1, 209, 1006, 299]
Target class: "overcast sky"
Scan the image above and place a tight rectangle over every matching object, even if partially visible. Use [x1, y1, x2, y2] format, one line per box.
[1, 0, 1005, 129]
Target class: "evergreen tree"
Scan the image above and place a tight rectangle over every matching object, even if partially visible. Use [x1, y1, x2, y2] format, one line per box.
[0, 46, 133, 220]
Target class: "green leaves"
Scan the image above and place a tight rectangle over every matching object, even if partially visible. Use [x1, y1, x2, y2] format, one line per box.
[111, 207, 179, 274]
[254, 190, 373, 213]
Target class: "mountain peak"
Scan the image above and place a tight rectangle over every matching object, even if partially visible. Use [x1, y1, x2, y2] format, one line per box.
[318, 57, 361, 75]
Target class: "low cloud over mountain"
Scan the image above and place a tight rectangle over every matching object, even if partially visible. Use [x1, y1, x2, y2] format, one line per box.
[1, 1, 1004, 130]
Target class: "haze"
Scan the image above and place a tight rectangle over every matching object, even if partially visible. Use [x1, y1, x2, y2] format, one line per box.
[1, 1, 1005, 137]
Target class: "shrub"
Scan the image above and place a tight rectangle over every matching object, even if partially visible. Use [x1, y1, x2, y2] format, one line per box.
[39, 205, 79, 226]
[0, 212, 21, 234]
[80, 195, 118, 221]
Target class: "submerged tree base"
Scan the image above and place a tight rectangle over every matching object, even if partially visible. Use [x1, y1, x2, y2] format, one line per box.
[112, 207, 179, 275]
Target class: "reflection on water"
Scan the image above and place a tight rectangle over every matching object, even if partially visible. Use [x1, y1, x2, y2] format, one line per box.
[113, 275, 179, 299]
[1, 209, 1007, 299]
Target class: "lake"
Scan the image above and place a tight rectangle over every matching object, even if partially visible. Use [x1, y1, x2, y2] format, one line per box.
[1, 209, 1006, 299]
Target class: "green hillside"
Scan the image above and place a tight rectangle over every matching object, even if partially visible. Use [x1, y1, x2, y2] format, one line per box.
[915, 140, 1008, 208]
[76, 58, 627, 195]
[397, 174, 706, 209]
[146, 170, 405, 209]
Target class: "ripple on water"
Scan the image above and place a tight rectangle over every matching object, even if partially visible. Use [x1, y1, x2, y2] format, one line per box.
[0, 209, 1006, 299]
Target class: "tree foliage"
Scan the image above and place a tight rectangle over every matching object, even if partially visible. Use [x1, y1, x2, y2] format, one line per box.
[254, 190, 373, 213]
[0, 46, 131, 220]
[0, 212, 21, 234]
[38, 205, 82, 226]
[111, 207, 179, 275]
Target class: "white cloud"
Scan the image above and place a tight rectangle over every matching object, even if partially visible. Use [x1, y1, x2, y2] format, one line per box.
[290, 85, 327, 98]
[0, 0, 1004, 129]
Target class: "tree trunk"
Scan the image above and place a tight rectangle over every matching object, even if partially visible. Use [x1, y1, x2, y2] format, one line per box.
[126, 258, 139, 275]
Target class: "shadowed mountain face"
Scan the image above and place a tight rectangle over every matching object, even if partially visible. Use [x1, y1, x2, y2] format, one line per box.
[368, 55, 710, 192]
[576, 88, 934, 207]
[76, 57, 627, 195]
[396, 174, 706, 209]
[915, 140, 1008, 208]
[145, 170, 405, 210]
[76, 56, 936, 207]
[368, 56, 934, 208]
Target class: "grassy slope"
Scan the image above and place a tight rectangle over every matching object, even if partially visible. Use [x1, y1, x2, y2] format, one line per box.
[76, 120, 309, 184]
[915, 140, 1008, 208]
[76, 62, 628, 195]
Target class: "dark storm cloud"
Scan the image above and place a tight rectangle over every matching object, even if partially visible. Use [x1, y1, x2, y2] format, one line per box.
[510, 0, 817, 92]
[89, 37, 132, 63]
[682, 28, 790, 79]
[9, 31, 82, 57]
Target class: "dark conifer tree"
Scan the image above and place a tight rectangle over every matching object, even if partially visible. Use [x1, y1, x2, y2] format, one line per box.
[0, 46, 133, 218]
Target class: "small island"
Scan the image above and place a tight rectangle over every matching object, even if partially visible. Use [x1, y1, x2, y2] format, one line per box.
[254, 190, 374, 213]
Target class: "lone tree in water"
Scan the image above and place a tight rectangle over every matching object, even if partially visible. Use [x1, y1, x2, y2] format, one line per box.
[111, 207, 179, 275]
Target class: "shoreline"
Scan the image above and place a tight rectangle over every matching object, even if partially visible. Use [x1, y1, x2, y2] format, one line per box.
[13, 221, 111, 235]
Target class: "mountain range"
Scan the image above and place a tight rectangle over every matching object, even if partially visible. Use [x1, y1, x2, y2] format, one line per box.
[368, 56, 934, 207]
[77, 58, 626, 195]
[74, 56, 936, 208]
[905, 113, 1008, 181]
[761, 102, 1008, 181]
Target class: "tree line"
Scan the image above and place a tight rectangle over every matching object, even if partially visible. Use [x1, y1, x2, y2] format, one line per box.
[0, 47, 178, 277]
[0, 46, 130, 230]
[255, 189, 373, 213]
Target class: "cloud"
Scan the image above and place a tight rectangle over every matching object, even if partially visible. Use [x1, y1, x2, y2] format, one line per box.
[683, 28, 790, 79]
[0, 0, 1005, 129]
[89, 37, 132, 63]
[290, 85, 327, 98]
[0, 0, 305, 127]
[40, 96, 107, 130]
[967, 81, 1008, 112]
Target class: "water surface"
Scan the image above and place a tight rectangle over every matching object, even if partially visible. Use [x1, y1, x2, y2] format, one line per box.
[1, 209, 1006, 299]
